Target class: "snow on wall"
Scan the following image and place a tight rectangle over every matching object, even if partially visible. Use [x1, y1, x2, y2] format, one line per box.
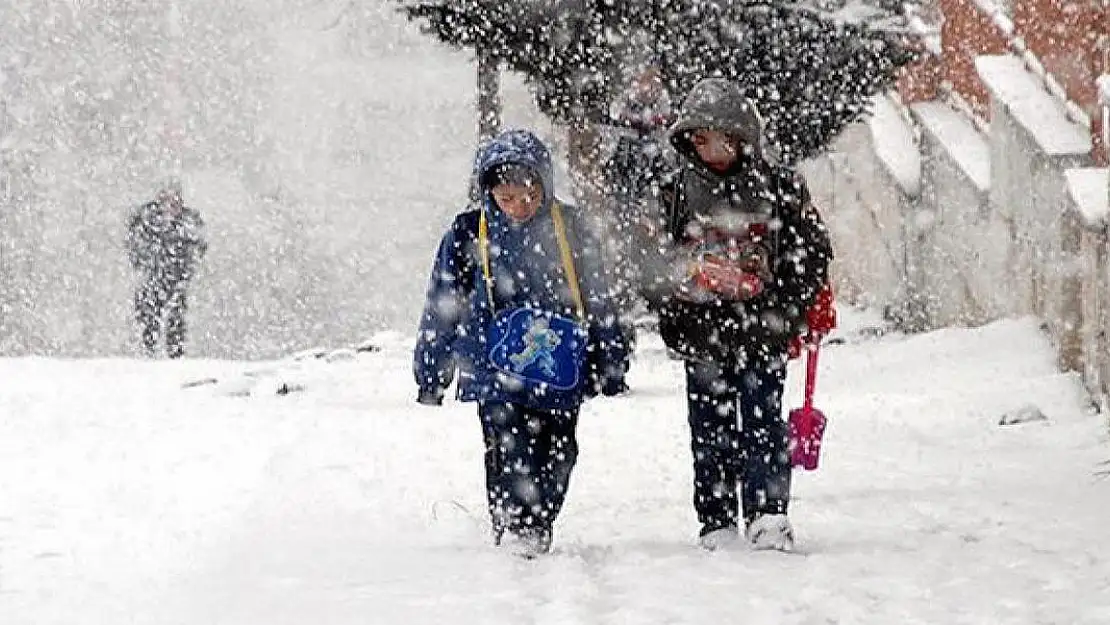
[800, 105, 915, 319]
[980, 54, 1094, 349]
[910, 100, 1002, 326]
[912, 102, 990, 193]
[1065, 167, 1110, 400]
[810, 68, 1107, 401]
[1064, 168, 1109, 229]
[867, 95, 922, 196]
[975, 55, 1092, 157]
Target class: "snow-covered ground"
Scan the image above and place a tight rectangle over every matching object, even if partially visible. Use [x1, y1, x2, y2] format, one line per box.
[2, 308, 1109, 624]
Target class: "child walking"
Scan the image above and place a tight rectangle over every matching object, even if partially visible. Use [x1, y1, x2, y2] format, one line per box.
[414, 129, 628, 558]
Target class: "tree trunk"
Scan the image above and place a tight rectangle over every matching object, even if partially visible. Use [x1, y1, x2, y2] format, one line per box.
[477, 49, 501, 142]
[566, 121, 607, 218]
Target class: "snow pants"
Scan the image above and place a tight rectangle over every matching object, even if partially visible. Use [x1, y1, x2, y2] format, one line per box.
[684, 356, 791, 532]
[136, 277, 189, 359]
[478, 401, 580, 543]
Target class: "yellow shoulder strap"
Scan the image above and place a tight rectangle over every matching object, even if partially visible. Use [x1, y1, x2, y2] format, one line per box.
[478, 202, 586, 320]
[478, 208, 494, 309]
[551, 202, 587, 321]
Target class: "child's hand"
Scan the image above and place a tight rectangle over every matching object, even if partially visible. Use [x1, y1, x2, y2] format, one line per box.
[601, 377, 628, 397]
[416, 388, 444, 406]
[733, 272, 764, 299]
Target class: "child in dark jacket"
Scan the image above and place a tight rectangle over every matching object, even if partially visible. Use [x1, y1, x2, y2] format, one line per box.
[636, 78, 834, 552]
[414, 129, 628, 558]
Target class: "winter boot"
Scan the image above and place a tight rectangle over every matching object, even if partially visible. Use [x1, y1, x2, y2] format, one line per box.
[500, 527, 552, 559]
[745, 514, 795, 551]
[697, 525, 741, 551]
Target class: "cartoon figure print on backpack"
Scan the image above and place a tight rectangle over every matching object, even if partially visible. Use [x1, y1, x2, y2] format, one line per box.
[413, 129, 629, 558]
[634, 78, 834, 552]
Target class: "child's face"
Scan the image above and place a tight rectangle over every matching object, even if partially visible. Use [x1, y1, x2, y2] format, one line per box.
[158, 191, 184, 216]
[691, 129, 740, 172]
[491, 182, 542, 222]
[632, 67, 664, 101]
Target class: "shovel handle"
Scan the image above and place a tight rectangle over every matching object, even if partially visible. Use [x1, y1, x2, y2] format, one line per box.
[804, 343, 819, 411]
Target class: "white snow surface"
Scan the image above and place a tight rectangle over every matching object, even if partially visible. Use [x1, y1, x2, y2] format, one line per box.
[975, 55, 1092, 156]
[867, 95, 922, 196]
[1065, 167, 1109, 228]
[2, 309, 1110, 624]
[912, 101, 991, 193]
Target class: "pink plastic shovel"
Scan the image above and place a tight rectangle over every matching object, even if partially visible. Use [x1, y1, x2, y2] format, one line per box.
[789, 344, 827, 471]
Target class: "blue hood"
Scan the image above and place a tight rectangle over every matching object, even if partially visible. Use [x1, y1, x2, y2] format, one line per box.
[476, 129, 555, 212]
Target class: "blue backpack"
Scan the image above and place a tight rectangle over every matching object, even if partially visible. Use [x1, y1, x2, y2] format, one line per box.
[479, 203, 590, 411]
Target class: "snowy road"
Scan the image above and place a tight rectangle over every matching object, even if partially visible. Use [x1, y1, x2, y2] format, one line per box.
[2, 310, 1109, 624]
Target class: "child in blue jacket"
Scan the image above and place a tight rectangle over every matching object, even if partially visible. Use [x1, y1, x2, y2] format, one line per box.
[414, 129, 628, 557]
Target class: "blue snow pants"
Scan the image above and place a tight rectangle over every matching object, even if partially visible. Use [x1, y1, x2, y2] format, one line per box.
[478, 401, 580, 542]
[684, 356, 791, 533]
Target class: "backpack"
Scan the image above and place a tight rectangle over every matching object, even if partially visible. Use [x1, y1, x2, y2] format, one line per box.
[478, 203, 591, 411]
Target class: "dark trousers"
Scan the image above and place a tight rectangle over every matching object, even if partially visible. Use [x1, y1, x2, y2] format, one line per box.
[478, 401, 580, 540]
[685, 356, 791, 532]
[135, 278, 188, 359]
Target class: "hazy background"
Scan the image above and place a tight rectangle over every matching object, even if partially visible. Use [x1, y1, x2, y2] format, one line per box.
[0, 0, 566, 358]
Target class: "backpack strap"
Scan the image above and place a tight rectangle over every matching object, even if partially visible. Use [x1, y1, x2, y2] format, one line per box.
[662, 169, 689, 241]
[478, 207, 495, 310]
[550, 202, 587, 321]
[477, 202, 586, 321]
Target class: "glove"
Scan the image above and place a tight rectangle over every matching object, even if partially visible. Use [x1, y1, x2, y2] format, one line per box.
[807, 284, 838, 336]
[788, 284, 838, 360]
[601, 377, 628, 397]
[735, 272, 764, 299]
[586, 367, 628, 398]
[416, 387, 444, 406]
[788, 334, 815, 360]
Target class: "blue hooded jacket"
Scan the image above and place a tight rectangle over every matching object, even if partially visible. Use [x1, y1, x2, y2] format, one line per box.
[414, 129, 628, 405]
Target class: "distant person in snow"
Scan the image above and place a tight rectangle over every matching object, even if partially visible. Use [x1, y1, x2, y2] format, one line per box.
[413, 129, 628, 558]
[602, 58, 676, 353]
[126, 179, 208, 359]
[634, 78, 834, 552]
[608, 63, 674, 135]
[604, 59, 674, 224]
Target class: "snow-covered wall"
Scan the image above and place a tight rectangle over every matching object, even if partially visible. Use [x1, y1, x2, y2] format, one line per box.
[911, 100, 998, 326]
[978, 55, 1094, 356]
[805, 57, 1108, 407]
[800, 99, 918, 323]
[1066, 168, 1109, 408]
